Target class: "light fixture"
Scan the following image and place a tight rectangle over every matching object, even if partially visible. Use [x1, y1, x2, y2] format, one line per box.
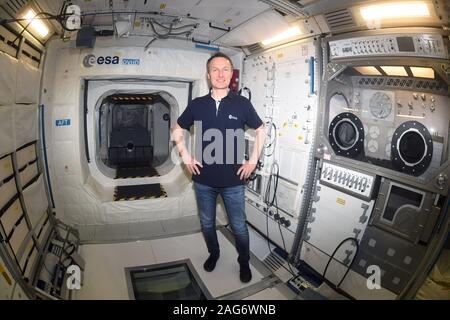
[380, 66, 408, 77]
[360, 2, 430, 21]
[23, 9, 49, 38]
[354, 66, 382, 76]
[261, 26, 302, 46]
[410, 67, 435, 79]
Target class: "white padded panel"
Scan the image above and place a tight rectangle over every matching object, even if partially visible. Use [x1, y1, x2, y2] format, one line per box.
[1, 198, 23, 236]
[22, 175, 48, 230]
[36, 218, 50, 247]
[0, 106, 14, 156]
[14, 105, 38, 150]
[0, 52, 18, 105]
[0, 155, 14, 181]
[16, 144, 37, 170]
[19, 162, 38, 187]
[0, 178, 18, 210]
[15, 61, 41, 104]
[23, 245, 38, 279]
[19, 239, 34, 269]
[9, 217, 29, 256]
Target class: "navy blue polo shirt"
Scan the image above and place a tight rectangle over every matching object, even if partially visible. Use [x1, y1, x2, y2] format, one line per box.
[177, 91, 263, 187]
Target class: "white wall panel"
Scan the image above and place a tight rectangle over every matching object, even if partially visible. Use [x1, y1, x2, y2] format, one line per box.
[0, 52, 18, 106]
[0, 178, 17, 210]
[13, 105, 38, 150]
[1, 199, 23, 236]
[0, 106, 14, 156]
[15, 61, 41, 104]
[0, 155, 14, 181]
[22, 175, 49, 230]
[16, 144, 37, 170]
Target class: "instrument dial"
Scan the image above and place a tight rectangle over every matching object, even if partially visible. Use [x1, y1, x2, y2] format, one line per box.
[369, 92, 392, 119]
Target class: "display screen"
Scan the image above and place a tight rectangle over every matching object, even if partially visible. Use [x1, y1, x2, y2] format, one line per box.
[396, 37, 415, 52]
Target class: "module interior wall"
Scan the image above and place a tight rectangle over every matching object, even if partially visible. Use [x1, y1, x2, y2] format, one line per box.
[41, 39, 215, 227]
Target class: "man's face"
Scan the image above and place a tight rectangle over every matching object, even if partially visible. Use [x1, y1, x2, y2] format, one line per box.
[207, 57, 233, 90]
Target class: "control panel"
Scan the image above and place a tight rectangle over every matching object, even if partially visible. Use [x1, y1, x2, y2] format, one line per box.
[320, 161, 376, 200]
[329, 34, 447, 60]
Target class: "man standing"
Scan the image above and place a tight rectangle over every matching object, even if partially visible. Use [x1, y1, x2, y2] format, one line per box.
[172, 52, 265, 283]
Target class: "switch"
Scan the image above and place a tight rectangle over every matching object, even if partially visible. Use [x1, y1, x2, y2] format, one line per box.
[412, 93, 418, 100]
[328, 169, 333, 180]
[361, 178, 367, 193]
[420, 93, 426, 101]
[322, 167, 328, 178]
[354, 177, 360, 189]
[348, 175, 354, 188]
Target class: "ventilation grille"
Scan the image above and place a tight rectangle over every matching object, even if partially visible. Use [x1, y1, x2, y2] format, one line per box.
[259, 0, 308, 18]
[356, 77, 446, 92]
[245, 42, 264, 55]
[414, 79, 445, 91]
[262, 252, 287, 272]
[323, 8, 356, 31]
[2, 0, 29, 14]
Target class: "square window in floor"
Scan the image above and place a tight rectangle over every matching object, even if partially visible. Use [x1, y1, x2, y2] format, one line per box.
[125, 259, 213, 300]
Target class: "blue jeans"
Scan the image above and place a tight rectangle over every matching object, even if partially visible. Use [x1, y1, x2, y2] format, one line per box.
[193, 182, 250, 265]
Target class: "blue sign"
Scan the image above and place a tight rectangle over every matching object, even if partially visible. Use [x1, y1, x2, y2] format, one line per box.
[56, 119, 71, 126]
[122, 58, 140, 65]
[195, 44, 220, 52]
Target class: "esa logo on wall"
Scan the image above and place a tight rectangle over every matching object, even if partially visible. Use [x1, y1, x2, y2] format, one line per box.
[83, 54, 140, 68]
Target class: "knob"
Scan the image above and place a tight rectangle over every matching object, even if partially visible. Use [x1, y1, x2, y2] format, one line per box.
[268, 210, 274, 216]
[436, 174, 448, 190]
[284, 220, 291, 227]
[280, 217, 286, 224]
[274, 213, 280, 220]
[412, 93, 418, 100]
[430, 105, 436, 112]
[421, 93, 426, 101]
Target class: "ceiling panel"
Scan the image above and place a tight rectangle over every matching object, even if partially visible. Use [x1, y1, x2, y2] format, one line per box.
[188, 0, 269, 27]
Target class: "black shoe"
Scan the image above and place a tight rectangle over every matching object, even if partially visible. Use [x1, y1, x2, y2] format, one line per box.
[240, 264, 252, 283]
[203, 254, 219, 272]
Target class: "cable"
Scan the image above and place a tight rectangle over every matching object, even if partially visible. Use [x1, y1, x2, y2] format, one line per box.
[322, 237, 359, 288]
[144, 37, 158, 50]
[151, 19, 198, 31]
[274, 195, 296, 275]
[262, 162, 296, 278]
[264, 162, 279, 207]
[264, 121, 277, 157]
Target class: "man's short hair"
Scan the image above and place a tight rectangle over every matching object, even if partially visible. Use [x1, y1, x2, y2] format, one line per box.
[206, 52, 234, 72]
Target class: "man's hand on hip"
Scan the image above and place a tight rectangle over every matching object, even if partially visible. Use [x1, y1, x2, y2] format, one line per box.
[237, 161, 256, 180]
[181, 152, 203, 175]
